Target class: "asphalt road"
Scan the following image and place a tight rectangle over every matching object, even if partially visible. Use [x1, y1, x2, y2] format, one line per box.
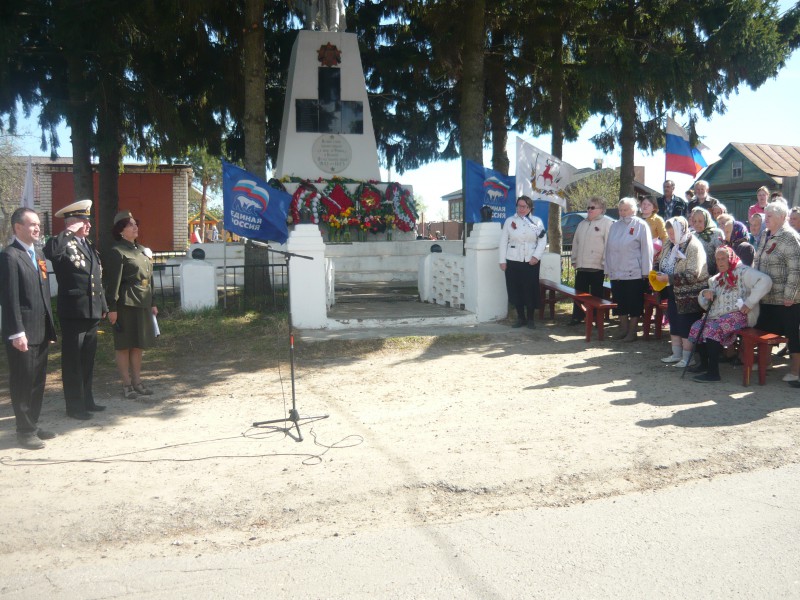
[3, 463, 799, 599]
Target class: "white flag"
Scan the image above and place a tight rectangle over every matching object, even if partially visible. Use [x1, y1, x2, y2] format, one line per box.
[515, 137, 574, 208]
[20, 156, 34, 209]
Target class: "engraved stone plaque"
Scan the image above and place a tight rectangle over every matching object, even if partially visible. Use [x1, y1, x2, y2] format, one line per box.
[312, 134, 352, 174]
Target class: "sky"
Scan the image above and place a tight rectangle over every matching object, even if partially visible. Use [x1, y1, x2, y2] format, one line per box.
[9, 2, 800, 219]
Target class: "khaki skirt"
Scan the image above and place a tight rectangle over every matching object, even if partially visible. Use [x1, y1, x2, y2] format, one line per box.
[114, 305, 156, 350]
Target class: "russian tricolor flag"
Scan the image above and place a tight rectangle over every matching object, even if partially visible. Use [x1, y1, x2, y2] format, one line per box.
[665, 117, 708, 176]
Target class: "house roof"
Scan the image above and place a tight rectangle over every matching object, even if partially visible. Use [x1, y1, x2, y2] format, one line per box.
[728, 143, 800, 178]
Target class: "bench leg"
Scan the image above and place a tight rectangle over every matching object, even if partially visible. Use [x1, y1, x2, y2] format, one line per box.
[584, 309, 594, 342]
[642, 305, 653, 340]
[655, 306, 664, 340]
[596, 309, 607, 341]
[757, 343, 771, 385]
[741, 340, 755, 387]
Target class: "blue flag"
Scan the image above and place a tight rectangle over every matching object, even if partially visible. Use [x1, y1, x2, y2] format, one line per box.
[464, 160, 516, 224]
[222, 161, 290, 244]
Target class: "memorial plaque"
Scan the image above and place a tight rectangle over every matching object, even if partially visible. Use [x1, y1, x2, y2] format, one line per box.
[318, 68, 340, 103]
[296, 99, 319, 132]
[341, 101, 364, 134]
[312, 134, 352, 173]
[319, 100, 341, 133]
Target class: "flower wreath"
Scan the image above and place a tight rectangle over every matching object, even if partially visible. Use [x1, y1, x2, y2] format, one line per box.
[290, 183, 323, 224]
[386, 182, 417, 232]
[322, 181, 354, 217]
[355, 182, 382, 215]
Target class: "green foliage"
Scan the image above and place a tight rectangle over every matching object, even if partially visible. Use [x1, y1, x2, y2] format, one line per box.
[567, 169, 621, 212]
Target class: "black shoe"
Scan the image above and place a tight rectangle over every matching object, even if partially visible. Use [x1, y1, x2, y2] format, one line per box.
[686, 363, 708, 374]
[17, 433, 45, 450]
[67, 411, 92, 420]
[568, 318, 584, 326]
[788, 380, 800, 388]
[87, 404, 106, 412]
[527, 321, 537, 329]
[693, 373, 721, 383]
[511, 319, 526, 328]
[36, 429, 56, 440]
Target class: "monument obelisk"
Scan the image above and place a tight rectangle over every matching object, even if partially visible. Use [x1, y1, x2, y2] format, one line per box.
[275, 1, 380, 181]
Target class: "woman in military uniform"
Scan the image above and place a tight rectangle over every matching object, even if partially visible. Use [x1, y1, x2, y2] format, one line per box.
[104, 211, 158, 399]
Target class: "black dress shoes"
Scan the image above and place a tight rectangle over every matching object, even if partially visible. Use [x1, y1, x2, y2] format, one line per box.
[511, 319, 527, 328]
[36, 429, 57, 440]
[87, 404, 106, 412]
[67, 411, 92, 420]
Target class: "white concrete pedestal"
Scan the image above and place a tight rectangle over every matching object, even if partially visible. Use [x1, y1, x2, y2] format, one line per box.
[287, 224, 327, 328]
[464, 222, 507, 321]
[180, 260, 217, 311]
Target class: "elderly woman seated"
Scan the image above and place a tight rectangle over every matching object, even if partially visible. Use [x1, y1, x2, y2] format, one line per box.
[687, 246, 772, 382]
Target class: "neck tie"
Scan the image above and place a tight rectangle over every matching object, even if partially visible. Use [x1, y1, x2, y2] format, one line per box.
[27, 248, 36, 267]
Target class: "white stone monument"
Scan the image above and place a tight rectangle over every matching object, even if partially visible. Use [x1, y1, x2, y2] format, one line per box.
[275, 27, 380, 181]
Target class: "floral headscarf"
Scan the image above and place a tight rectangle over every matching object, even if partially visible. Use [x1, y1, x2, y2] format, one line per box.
[691, 207, 716, 242]
[716, 245, 740, 290]
[729, 221, 748, 246]
[662, 216, 692, 274]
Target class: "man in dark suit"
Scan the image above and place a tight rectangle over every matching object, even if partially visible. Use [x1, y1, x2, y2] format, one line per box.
[44, 200, 107, 420]
[656, 180, 687, 219]
[0, 207, 57, 449]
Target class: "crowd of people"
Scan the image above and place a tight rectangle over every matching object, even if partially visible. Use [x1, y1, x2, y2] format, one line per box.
[1, 201, 157, 449]
[499, 180, 800, 386]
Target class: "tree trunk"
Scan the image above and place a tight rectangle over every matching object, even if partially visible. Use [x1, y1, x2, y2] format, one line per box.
[96, 87, 122, 259]
[549, 30, 565, 253]
[488, 28, 509, 175]
[67, 55, 95, 239]
[243, 0, 271, 296]
[459, 0, 485, 245]
[618, 90, 636, 199]
[200, 181, 208, 241]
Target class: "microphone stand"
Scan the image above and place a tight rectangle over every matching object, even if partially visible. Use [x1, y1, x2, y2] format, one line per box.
[249, 240, 329, 441]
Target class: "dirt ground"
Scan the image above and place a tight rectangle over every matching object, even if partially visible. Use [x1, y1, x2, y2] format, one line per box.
[1, 320, 799, 575]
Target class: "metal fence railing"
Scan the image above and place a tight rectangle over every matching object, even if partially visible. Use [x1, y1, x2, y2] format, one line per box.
[151, 262, 288, 313]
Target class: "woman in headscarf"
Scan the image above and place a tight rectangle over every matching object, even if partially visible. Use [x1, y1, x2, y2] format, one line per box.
[688, 246, 772, 382]
[689, 206, 724, 276]
[604, 197, 653, 342]
[749, 212, 765, 248]
[654, 216, 708, 368]
[727, 220, 755, 266]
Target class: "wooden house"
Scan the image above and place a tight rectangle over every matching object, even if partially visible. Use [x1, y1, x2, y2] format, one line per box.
[698, 143, 800, 221]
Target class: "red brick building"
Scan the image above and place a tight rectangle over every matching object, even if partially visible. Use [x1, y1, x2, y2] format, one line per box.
[19, 158, 192, 251]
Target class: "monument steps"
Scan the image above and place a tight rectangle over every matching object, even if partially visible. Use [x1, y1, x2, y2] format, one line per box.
[327, 281, 477, 330]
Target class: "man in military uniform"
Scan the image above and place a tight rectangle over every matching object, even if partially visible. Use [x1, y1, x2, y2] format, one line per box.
[44, 200, 108, 419]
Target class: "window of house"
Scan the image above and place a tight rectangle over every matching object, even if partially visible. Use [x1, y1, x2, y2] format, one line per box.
[450, 200, 463, 221]
[731, 159, 743, 179]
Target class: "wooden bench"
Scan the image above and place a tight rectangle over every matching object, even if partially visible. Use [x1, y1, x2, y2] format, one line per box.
[539, 279, 618, 341]
[737, 327, 788, 386]
[642, 293, 668, 340]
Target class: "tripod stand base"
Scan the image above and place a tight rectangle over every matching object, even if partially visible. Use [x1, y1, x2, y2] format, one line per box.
[253, 410, 329, 442]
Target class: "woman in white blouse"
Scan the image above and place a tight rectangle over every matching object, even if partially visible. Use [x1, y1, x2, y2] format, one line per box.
[499, 196, 547, 328]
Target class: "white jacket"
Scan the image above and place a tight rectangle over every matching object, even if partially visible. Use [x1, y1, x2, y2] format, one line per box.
[499, 214, 547, 263]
